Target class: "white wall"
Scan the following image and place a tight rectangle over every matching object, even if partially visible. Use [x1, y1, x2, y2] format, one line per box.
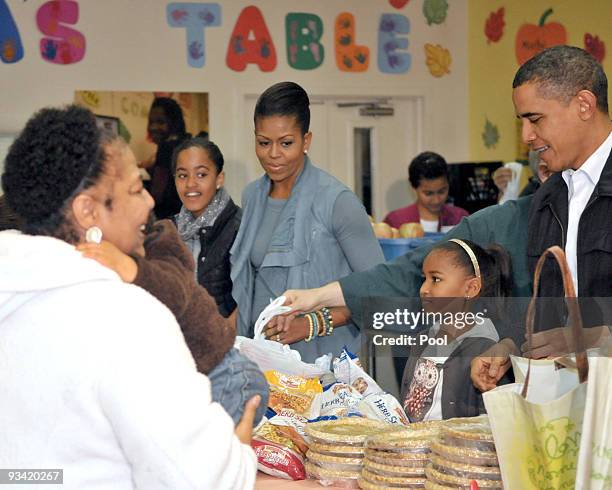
[1, 0, 469, 202]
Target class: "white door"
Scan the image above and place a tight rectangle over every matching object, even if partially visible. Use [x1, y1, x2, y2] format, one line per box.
[240, 95, 423, 221]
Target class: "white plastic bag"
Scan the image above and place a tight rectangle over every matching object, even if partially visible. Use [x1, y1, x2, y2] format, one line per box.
[234, 296, 331, 378]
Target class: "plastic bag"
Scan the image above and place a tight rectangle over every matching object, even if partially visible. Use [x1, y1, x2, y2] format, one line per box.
[333, 347, 383, 397]
[234, 296, 332, 377]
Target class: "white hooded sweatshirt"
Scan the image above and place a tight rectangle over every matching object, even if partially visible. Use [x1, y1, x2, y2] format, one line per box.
[0, 230, 256, 489]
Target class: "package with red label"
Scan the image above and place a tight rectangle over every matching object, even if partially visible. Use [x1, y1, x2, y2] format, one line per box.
[253, 371, 322, 479]
[252, 423, 309, 480]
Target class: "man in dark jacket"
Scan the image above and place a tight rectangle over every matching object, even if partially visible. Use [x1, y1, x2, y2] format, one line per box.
[471, 45, 612, 390]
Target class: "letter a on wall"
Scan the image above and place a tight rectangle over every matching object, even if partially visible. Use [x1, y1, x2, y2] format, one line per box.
[0, 0, 24, 63]
[286, 13, 324, 70]
[378, 14, 411, 74]
[167, 3, 221, 68]
[226, 6, 276, 72]
[335, 13, 369, 72]
[37, 1, 86, 64]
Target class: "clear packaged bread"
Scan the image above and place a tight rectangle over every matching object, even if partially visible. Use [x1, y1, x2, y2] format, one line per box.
[306, 450, 363, 472]
[365, 425, 439, 452]
[439, 415, 496, 452]
[361, 468, 427, 487]
[305, 460, 360, 488]
[430, 440, 499, 467]
[365, 450, 429, 467]
[425, 464, 503, 489]
[363, 459, 426, 477]
[306, 417, 401, 445]
[359, 476, 426, 489]
[429, 454, 502, 481]
[308, 441, 366, 457]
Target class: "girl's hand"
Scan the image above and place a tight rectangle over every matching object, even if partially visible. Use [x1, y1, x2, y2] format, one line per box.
[263, 314, 309, 344]
[77, 241, 138, 283]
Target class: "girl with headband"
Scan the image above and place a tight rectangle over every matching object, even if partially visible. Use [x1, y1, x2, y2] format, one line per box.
[400, 239, 513, 421]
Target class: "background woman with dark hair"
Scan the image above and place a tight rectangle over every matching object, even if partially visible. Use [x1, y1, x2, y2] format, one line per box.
[145, 97, 190, 219]
[384, 151, 469, 232]
[172, 137, 241, 317]
[230, 81, 384, 362]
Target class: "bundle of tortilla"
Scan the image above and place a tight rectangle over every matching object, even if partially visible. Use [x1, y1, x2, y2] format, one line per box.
[359, 422, 441, 489]
[425, 415, 501, 489]
[305, 418, 402, 487]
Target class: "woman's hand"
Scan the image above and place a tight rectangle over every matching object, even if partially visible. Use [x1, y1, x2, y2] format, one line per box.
[235, 395, 261, 445]
[77, 241, 138, 283]
[263, 314, 309, 345]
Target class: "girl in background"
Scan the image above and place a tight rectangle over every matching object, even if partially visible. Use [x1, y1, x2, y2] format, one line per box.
[172, 138, 241, 318]
[401, 239, 513, 421]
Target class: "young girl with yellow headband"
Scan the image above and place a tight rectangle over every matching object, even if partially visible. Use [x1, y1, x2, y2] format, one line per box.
[401, 238, 513, 422]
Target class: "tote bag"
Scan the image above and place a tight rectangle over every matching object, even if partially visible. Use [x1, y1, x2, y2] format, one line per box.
[575, 340, 612, 489]
[483, 246, 589, 489]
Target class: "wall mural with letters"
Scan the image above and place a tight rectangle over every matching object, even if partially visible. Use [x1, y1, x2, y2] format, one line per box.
[0, 0, 444, 77]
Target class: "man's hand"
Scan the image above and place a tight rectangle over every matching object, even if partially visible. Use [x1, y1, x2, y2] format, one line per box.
[77, 241, 138, 283]
[471, 339, 518, 392]
[522, 325, 612, 359]
[282, 282, 345, 312]
[492, 167, 513, 194]
[235, 395, 261, 445]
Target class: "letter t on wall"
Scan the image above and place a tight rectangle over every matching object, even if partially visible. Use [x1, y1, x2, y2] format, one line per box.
[167, 3, 221, 68]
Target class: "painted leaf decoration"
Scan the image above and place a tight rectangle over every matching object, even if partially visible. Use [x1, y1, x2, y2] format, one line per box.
[482, 118, 500, 148]
[424, 43, 451, 77]
[485, 7, 505, 44]
[584, 33, 605, 63]
[423, 0, 448, 26]
[389, 0, 410, 8]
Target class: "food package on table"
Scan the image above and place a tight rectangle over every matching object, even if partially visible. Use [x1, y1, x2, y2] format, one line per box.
[332, 347, 383, 397]
[252, 423, 309, 480]
[253, 371, 322, 480]
[309, 382, 363, 421]
[358, 392, 410, 426]
[265, 369, 321, 439]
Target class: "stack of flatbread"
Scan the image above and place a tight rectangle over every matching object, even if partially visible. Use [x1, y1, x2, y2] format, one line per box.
[424, 415, 503, 489]
[305, 418, 402, 487]
[358, 421, 442, 489]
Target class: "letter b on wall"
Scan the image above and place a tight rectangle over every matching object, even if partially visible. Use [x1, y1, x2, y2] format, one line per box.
[286, 13, 324, 70]
[37, 0, 85, 64]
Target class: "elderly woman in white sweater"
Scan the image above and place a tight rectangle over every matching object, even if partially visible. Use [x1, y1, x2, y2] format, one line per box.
[0, 105, 258, 490]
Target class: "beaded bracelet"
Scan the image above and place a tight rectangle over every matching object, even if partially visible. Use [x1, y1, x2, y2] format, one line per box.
[321, 307, 334, 336]
[305, 312, 315, 342]
[315, 310, 326, 336]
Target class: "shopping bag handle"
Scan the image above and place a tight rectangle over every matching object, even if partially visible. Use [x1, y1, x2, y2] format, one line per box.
[523, 246, 588, 397]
